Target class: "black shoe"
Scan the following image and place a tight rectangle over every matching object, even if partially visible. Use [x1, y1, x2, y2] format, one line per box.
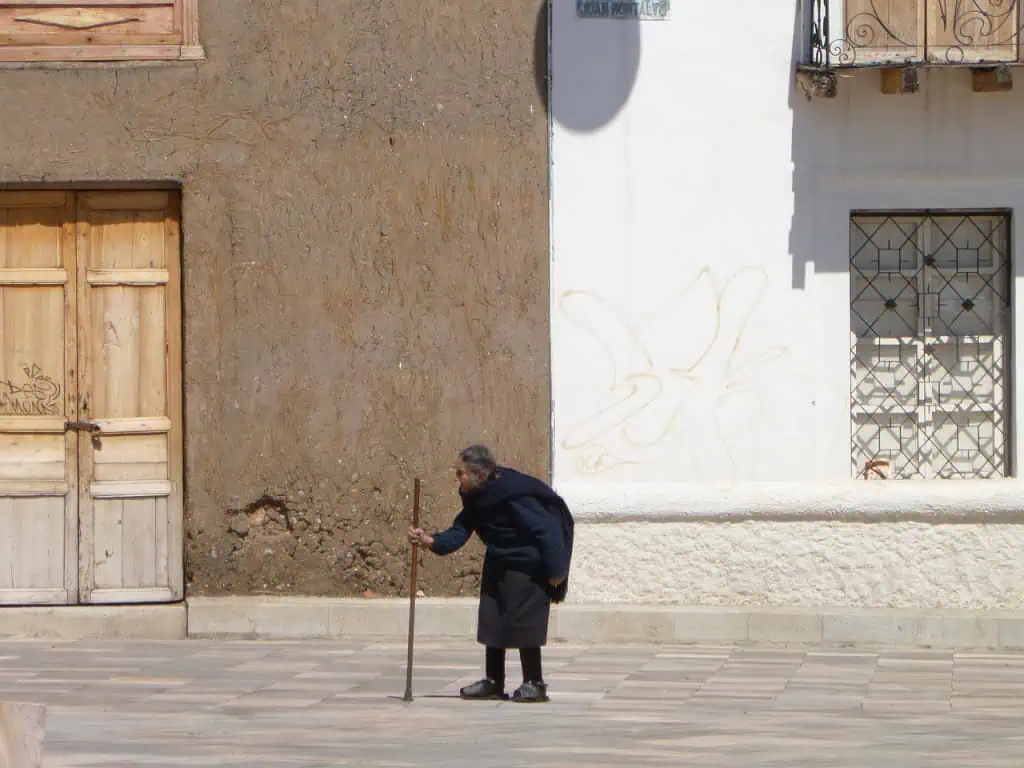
[511, 681, 549, 703]
[459, 678, 507, 700]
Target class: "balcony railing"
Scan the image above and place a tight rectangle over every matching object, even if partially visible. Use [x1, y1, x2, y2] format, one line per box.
[808, 0, 1024, 68]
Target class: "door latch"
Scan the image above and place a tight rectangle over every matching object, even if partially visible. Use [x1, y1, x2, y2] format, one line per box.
[65, 420, 100, 433]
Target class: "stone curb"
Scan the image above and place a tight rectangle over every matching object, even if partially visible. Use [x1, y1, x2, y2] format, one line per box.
[3, 599, 1024, 649]
[186, 597, 1024, 650]
[0, 605, 186, 640]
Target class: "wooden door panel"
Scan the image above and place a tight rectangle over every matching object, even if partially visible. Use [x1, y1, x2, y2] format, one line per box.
[94, 496, 169, 586]
[0, 496, 66, 592]
[1, 203, 65, 267]
[87, 285, 168, 419]
[92, 496, 169, 589]
[90, 286, 142, 417]
[86, 202, 169, 269]
[0, 191, 77, 605]
[77, 191, 182, 604]
[0, 433, 66, 479]
[1, 293, 67, 425]
[92, 432, 167, 482]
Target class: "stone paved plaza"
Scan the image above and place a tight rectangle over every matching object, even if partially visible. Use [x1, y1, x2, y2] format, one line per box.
[2, 639, 1024, 766]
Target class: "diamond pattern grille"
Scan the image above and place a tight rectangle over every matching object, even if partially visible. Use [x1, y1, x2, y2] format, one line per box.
[851, 213, 1011, 480]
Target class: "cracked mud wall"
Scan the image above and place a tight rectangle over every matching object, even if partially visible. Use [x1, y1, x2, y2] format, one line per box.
[0, 0, 550, 597]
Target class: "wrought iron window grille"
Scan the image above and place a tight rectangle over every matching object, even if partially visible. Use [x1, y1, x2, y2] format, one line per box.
[850, 212, 1011, 480]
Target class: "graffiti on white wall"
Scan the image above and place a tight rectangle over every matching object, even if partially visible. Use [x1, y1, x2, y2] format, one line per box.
[558, 266, 787, 483]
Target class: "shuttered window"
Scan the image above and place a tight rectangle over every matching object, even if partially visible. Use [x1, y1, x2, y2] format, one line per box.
[836, 1, 1019, 65]
[0, 1, 201, 63]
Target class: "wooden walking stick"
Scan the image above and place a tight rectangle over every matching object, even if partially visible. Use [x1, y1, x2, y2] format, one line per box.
[403, 477, 422, 702]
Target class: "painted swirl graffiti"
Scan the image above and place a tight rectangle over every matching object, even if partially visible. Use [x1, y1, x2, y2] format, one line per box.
[0, 364, 61, 416]
[558, 267, 788, 483]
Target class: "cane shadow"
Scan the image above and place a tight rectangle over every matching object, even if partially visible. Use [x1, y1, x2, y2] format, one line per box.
[536, 0, 642, 133]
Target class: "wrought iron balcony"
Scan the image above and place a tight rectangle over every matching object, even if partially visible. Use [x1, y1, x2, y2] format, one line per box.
[807, 0, 1024, 69]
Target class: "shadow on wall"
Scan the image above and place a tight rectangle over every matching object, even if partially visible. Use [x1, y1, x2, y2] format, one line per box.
[789, 0, 848, 288]
[536, 0, 642, 133]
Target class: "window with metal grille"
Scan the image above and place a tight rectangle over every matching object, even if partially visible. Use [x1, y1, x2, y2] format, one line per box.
[851, 212, 1012, 480]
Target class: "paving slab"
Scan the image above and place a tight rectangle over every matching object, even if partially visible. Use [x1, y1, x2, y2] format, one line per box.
[0, 700, 45, 768]
[2, 639, 1024, 766]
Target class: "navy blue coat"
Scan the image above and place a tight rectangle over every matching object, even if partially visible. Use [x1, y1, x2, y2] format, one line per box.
[429, 467, 572, 590]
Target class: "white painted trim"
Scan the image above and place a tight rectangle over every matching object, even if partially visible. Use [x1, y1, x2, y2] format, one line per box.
[559, 480, 1024, 523]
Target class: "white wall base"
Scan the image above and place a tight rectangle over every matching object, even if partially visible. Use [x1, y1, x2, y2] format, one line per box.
[572, 520, 1024, 609]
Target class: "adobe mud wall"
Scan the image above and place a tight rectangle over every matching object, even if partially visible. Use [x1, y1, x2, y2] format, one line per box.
[0, 0, 550, 597]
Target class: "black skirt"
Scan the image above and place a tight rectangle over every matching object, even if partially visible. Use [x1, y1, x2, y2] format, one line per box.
[476, 561, 552, 649]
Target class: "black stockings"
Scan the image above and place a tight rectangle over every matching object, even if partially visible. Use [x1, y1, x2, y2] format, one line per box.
[485, 646, 543, 687]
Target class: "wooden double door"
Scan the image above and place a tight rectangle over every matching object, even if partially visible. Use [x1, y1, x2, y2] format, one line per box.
[0, 191, 183, 605]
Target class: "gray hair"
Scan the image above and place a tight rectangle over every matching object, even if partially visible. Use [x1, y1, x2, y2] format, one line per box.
[460, 444, 497, 484]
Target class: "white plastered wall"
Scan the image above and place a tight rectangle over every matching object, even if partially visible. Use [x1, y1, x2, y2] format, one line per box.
[550, 0, 1024, 607]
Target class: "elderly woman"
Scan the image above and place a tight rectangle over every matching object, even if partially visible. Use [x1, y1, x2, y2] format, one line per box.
[408, 445, 573, 703]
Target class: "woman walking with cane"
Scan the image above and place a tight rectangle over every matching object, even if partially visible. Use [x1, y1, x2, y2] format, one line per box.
[408, 444, 573, 703]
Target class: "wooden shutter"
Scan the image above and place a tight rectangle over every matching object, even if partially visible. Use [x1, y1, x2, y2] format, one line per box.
[843, 1, 1020, 63]
[927, 2, 1019, 63]
[843, 0, 924, 63]
[0, 0, 201, 62]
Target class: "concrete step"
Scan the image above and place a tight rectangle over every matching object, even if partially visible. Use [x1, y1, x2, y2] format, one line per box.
[4, 598, 1024, 650]
[0, 604, 185, 640]
[187, 597, 1024, 650]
